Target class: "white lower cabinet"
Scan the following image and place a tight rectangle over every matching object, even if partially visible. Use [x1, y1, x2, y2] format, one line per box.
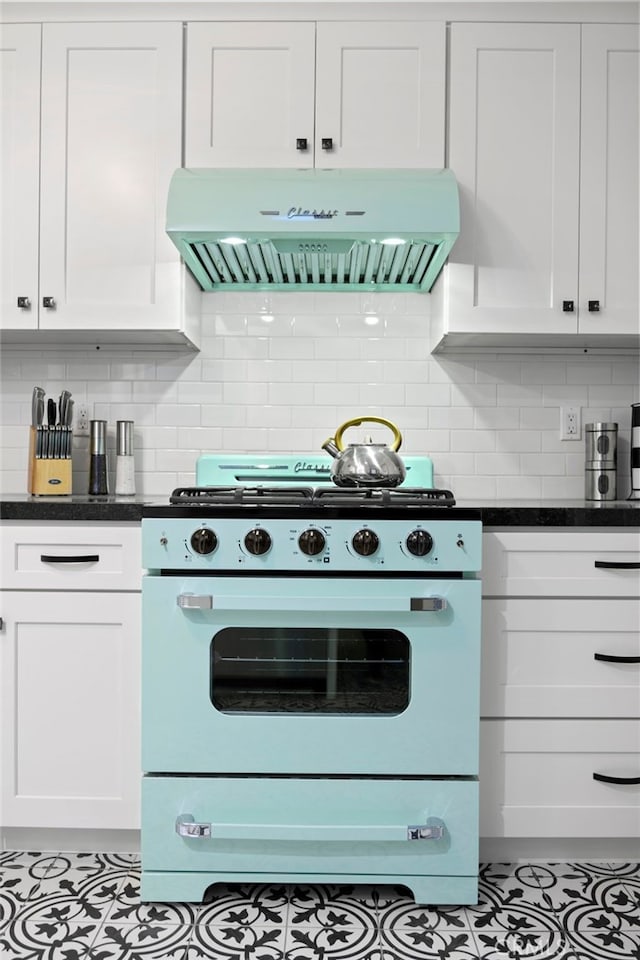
[0, 523, 141, 832]
[480, 720, 640, 838]
[480, 529, 640, 842]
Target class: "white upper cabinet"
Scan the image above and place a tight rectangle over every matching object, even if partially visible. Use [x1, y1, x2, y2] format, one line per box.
[185, 20, 445, 169]
[578, 24, 639, 337]
[1, 25, 42, 332]
[433, 22, 639, 350]
[1, 21, 200, 347]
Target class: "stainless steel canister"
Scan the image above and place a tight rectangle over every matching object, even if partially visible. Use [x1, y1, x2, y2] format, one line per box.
[585, 422, 618, 463]
[585, 422, 618, 501]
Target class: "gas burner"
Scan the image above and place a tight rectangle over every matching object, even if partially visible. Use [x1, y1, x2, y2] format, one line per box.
[313, 487, 456, 507]
[170, 485, 315, 506]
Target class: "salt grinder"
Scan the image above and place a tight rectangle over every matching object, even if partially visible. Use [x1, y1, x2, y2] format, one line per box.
[115, 420, 136, 496]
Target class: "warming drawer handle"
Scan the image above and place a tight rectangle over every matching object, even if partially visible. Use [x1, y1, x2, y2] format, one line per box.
[178, 595, 448, 613]
[593, 772, 640, 785]
[175, 815, 211, 838]
[594, 561, 640, 570]
[177, 594, 213, 610]
[41, 554, 99, 564]
[175, 815, 445, 843]
[594, 653, 640, 664]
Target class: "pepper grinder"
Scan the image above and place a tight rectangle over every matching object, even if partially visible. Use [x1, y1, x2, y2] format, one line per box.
[115, 420, 136, 496]
[88, 420, 109, 496]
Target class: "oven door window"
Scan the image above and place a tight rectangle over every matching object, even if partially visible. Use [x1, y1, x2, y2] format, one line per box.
[210, 628, 409, 715]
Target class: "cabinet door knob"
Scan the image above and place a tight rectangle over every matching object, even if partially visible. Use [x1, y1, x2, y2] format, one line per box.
[588, 300, 600, 312]
[42, 296, 56, 309]
[17, 296, 31, 309]
[321, 137, 333, 151]
[562, 300, 575, 313]
[296, 138, 308, 151]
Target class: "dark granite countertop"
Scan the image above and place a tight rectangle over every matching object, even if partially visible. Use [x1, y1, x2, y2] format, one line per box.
[1, 494, 639, 526]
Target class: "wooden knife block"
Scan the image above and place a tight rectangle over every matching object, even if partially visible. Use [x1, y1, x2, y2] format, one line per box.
[28, 427, 72, 496]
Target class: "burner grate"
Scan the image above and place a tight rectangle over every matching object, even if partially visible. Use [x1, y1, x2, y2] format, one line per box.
[313, 487, 455, 507]
[169, 485, 455, 508]
[170, 486, 315, 506]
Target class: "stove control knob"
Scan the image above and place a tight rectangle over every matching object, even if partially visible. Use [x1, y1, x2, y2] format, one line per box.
[190, 527, 218, 555]
[298, 528, 326, 556]
[352, 528, 380, 557]
[406, 529, 434, 557]
[244, 528, 272, 556]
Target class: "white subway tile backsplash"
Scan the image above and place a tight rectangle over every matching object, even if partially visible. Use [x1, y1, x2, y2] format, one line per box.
[451, 383, 497, 407]
[521, 361, 566, 384]
[358, 383, 405, 406]
[451, 430, 496, 453]
[405, 383, 450, 406]
[496, 383, 541, 407]
[496, 430, 542, 452]
[474, 407, 520, 430]
[520, 453, 565, 476]
[475, 452, 520, 476]
[1, 294, 636, 498]
[496, 476, 543, 499]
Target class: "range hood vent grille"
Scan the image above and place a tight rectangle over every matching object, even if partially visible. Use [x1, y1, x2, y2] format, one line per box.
[189, 238, 442, 291]
[167, 168, 460, 293]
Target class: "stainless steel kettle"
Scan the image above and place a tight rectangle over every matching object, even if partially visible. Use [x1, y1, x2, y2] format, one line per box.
[322, 416, 406, 487]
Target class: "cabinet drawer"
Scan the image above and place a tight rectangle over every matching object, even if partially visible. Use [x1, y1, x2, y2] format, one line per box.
[481, 598, 640, 717]
[0, 522, 141, 590]
[483, 530, 640, 597]
[480, 720, 640, 837]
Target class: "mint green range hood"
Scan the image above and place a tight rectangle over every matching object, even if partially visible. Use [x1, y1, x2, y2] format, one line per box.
[166, 168, 459, 293]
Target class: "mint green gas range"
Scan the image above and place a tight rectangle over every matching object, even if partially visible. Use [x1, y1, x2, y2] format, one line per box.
[141, 455, 482, 905]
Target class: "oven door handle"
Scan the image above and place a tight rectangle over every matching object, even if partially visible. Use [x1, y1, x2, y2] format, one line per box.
[177, 594, 447, 613]
[175, 814, 445, 843]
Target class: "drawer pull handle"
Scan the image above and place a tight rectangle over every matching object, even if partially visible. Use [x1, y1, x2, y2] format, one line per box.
[593, 772, 640, 785]
[594, 653, 640, 664]
[175, 814, 445, 843]
[40, 554, 100, 564]
[594, 561, 640, 569]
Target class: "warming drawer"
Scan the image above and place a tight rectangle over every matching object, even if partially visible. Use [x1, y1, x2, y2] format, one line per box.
[141, 775, 479, 904]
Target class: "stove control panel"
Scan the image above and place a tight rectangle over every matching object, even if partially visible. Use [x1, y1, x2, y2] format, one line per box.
[143, 517, 482, 573]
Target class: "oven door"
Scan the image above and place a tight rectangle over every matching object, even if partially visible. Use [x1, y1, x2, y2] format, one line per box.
[142, 575, 480, 776]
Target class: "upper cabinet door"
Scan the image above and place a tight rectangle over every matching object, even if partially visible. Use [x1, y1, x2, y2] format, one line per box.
[185, 22, 316, 168]
[0, 24, 41, 330]
[447, 23, 581, 337]
[578, 24, 639, 336]
[38, 22, 182, 330]
[314, 21, 445, 169]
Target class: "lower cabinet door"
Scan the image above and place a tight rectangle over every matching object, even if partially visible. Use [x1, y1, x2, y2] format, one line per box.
[480, 720, 640, 837]
[1, 591, 140, 829]
[142, 775, 478, 901]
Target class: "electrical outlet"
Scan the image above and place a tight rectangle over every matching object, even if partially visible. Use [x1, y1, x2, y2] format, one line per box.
[75, 403, 91, 437]
[560, 406, 581, 440]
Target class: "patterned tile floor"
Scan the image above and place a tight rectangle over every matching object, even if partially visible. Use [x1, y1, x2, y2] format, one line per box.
[0, 853, 639, 959]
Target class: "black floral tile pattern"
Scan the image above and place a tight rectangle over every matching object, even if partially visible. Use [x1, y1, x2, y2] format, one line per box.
[1, 854, 639, 960]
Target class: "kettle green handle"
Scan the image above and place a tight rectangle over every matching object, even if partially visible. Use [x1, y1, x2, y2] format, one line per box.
[333, 416, 403, 452]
